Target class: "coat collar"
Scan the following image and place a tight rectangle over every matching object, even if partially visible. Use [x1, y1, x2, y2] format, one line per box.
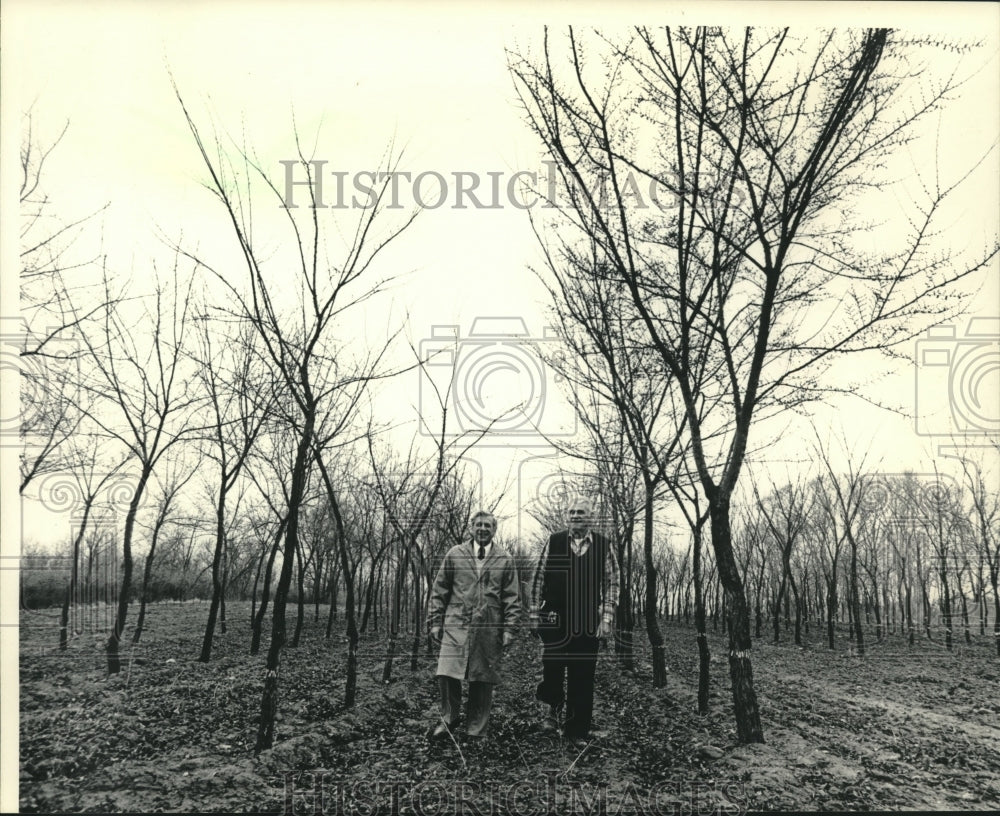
[458, 539, 506, 572]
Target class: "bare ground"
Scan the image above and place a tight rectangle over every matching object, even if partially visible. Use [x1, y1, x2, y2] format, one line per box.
[18, 602, 1000, 813]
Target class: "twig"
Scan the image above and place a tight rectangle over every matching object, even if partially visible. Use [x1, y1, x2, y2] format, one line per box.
[441, 717, 466, 771]
[562, 739, 592, 776]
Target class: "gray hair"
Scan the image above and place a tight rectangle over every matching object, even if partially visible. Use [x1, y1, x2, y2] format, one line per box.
[470, 510, 497, 529]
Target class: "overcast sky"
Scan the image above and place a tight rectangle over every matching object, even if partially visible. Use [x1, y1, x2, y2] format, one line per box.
[3, 1, 999, 553]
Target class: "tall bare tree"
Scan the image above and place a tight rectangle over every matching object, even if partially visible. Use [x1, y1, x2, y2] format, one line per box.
[192, 312, 273, 662]
[176, 88, 417, 750]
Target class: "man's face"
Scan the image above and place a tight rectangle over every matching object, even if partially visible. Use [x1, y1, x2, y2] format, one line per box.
[471, 515, 496, 545]
[567, 501, 592, 536]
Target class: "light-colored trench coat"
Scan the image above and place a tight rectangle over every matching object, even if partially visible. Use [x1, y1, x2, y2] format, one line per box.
[427, 542, 521, 684]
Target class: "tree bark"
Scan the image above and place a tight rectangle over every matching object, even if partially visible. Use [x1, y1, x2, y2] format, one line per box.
[708, 494, 763, 743]
[642, 481, 667, 688]
[693, 522, 709, 715]
[255, 414, 314, 754]
[199, 492, 228, 661]
[106, 471, 150, 674]
[251, 525, 283, 656]
[60, 502, 93, 651]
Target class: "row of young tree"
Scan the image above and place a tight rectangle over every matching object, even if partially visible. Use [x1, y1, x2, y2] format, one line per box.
[19, 27, 997, 751]
[25, 438, 998, 672]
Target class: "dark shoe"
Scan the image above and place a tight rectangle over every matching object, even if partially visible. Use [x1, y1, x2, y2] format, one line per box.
[565, 732, 597, 751]
[431, 722, 455, 739]
[568, 736, 590, 751]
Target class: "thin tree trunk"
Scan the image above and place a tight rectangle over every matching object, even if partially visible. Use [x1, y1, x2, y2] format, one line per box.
[789, 572, 801, 647]
[991, 572, 999, 657]
[251, 525, 283, 656]
[255, 416, 314, 754]
[709, 494, 763, 743]
[826, 574, 837, 650]
[693, 522, 709, 715]
[941, 565, 953, 651]
[359, 566, 377, 634]
[250, 541, 266, 627]
[410, 558, 423, 672]
[313, 555, 323, 623]
[133, 511, 167, 646]
[200, 495, 228, 662]
[106, 470, 150, 674]
[382, 547, 409, 684]
[291, 537, 306, 648]
[60, 503, 92, 651]
[220, 542, 228, 635]
[325, 561, 340, 639]
[615, 531, 636, 673]
[642, 481, 667, 688]
[848, 535, 865, 656]
[315, 453, 359, 708]
[773, 569, 788, 645]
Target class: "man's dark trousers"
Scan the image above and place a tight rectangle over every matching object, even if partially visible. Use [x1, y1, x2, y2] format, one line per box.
[537, 633, 600, 739]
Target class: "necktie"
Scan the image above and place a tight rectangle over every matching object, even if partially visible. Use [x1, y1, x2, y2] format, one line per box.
[478, 545, 485, 561]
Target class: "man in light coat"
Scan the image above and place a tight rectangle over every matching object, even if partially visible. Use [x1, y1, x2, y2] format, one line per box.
[427, 510, 521, 743]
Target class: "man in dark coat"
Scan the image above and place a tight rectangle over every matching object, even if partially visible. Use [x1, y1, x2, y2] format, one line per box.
[530, 498, 619, 748]
[427, 510, 521, 743]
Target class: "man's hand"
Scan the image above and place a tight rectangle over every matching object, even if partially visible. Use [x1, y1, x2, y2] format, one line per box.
[503, 631, 515, 651]
[528, 611, 540, 639]
[599, 615, 614, 640]
[431, 626, 443, 645]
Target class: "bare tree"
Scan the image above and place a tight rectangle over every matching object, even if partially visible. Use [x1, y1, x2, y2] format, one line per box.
[133, 462, 197, 644]
[806, 476, 847, 649]
[812, 432, 881, 655]
[33, 433, 128, 650]
[78, 265, 201, 673]
[751, 470, 813, 646]
[192, 312, 273, 661]
[176, 89, 417, 750]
